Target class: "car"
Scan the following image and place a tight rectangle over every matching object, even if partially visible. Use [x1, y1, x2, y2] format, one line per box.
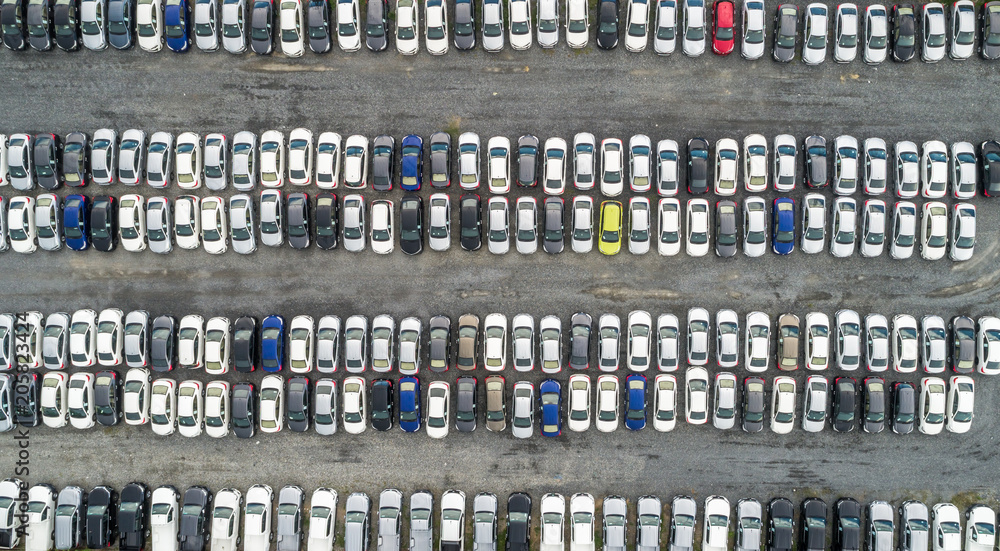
[560, 374, 591, 433]
[232, 316, 259, 373]
[231, 382, 256, 438]
[143, 196, 172, 254]
[949, 142, 978, 200]
[656, 198, 681, 257]
[714, 200, 737, 257]
[335, 0, 360, 50]
[863, 4, 888, 62]
[457, 194, 483, 251]
[423, 380, 449, 438]
[684, 366, 709, 425]
[599, 200, 623, 255]
[202, 380, 229, 437]
[375, 489, 403, 551]
[40, 372, 68, 428]
[944, 375, 974, 434]
[542, 138, 567, 195]
[60, 132, 88, 187]
[919, 201, 948, 260]
[742, 312, 770, 373]
[803, 312, 830, 370]
[230, 131, 258, 191]
[766, 499, 795, 551]
[148, 485, 182, 551]
[538, 378, 562, 436]
[89, 195, 120, 252]
[828, 376, 856, 432]
[361, 137, 390, 194]
[511, 381, 535, 438]
[367, 315, 394, 374]
[542, 197, 564, 254]
[865, 501, 895, 551]
[792, 374, 826, 433]
[624, 0, 649, 51]
[686, 138, 709, 193]
[342, 194, 366, 252]
[53, 485, 86, 551]
[772, 3, 798, 60]
[7, 196, 37, 253]
[7, 134, 36, 191]
[948, 203, 976, 262]
[670, 496, 697, 551]
[685, 198, 710, 257]
[483, 313, 507, 372]
[733, 499, 764, 551]
[515, 197, 538, 254]
[601, 497, 627, 551]
[861, 376, 886, 433]
[860, 138, 890, 195]
[965, 506, 996, 551]
[652, 0, 676, 53]
[563, 0, 589, 47]
[508, 0, 533, 50]
[27, 0, 54, 51]
[889, 314, 919, 373]
[483, 375, 506, 432]
[918, 1, 946, 61]
[951, 316, 976, 374]
[596, 0, 619, 48]
[831, 499, 862, 551]
[150, 378, 177, 435]
[682, 0, 705, 54]
[452, 376, 477, 433]
[983, 0, 1000, 59]
[797, 499, 827, 551]
[890, 380, 915, 434]
[701, 496, 729, 551]
[832, 135, 859, 194]
[628, 198, 651, 255]
[802, 136, 829, 190]
[370, 199, 394, 254]
[891, 3, 916, 60]
[66, 372, 97, 429]
[121, 311, 146, 369]
[172, 195, 201, 250]
[32, 193, 61, 252]
[686, 307, 710, 365]
[84, 485, 118, 550]
[713, 139, 738, 195]
[313, 192, 339, 250]
[221, 0, 248, 52]
[711, 310, 738, 368]
[209, 488, 240, 551]
[710, 0, 735, 55]
[567, 133, 597, 190]
[455, 133, 482, 190]
[565, 313, 589, 372]
[314, 378, 337, 435]
[227, 194, 256, 254]
[423, 315, 450, 374]
[258, 314, 286, 373]
[707, 372, 735, 430]
[976, 316, 1000, 375]
[919, 315, 948, 374]
[767, 376, 794, 434]
[891, 141, 920, 198]
[456, 314, 479, 371]
[259, 374, 283, 433]
[829, 197, 857, 257]
[123, 368, 151, 425]
[192, 0, 220, 51]
[920, 141, 949, 199]
[651, 139, 680, 196]
[600, 138, 624, 196]
[832, 3, 859, 61]
[773, 313, 799, 371]
[63, 195, 89, 251]
[857, 199, 887, 257]
[175, 380, 204, 438]
[646, 374, 677, 432]
[929, 503, 960, 551]
[888, 200, 917, 259]
[42, 312, 70, 370]
[506, 315, 535, 373]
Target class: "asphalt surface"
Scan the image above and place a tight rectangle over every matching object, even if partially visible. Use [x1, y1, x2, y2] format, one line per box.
[4, 12, 1000, 533]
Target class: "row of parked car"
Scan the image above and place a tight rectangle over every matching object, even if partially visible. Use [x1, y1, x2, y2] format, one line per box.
[7, 360, 975, 436]
[0, 192, 979, 260]
[4, 131, 1000, 200]
[6, 309, 999, 375]
[4, 0, 1000, 61]
[5, 480, 997, 551]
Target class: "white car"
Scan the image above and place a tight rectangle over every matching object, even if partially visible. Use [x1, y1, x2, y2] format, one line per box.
[259, 189, 283, 247]
[396, 0, 419, 53]
[34, 194, 61, 251]
[835, 310, 862, 371]
[744, 312, 770, 373]
[244, 485, 274, 551]
[539, 316, 563, 374]
[930, 503, 961, 551]
[67, 372, 96, 429]
[342, 376, 367, 433]
[336, 0, 362, 50]
[441, 491, 467, 551]
[342, 135, 368, 188]
[713, 138, 738, 195]
[259, 131, 285, 188]
[536, 0, 558, 47]
[893, 314, 919, 373]
[425, 0, 449, 53]
[803, 312, 830, 371]
[890, 201, 916, 259]
[741, 134, 767, 192]
[398, 317, 422, 375]
[653, 0, 676, 54]
[428, 194, 451, 252]
[426, 381, 450, 438]
[511, 381, 535, 438]
[681, 0, 705, 56]
[771, 376, 796, 434]
[598, 314, 621, 372]
[8, 196, 37, 253]
[150, 486, 181, 551]
[201, 196, 228, 254]
[702, 496, 730, 551]
[833, 135, 858, 195]
[287, 128, 313, 185]
[685, 198, 710, 257]
[920, 201, 948, 260]
[895, 141, 920, 197]
[487, 137, 511, 193]
[741, 0, 764, 58]
[572, 196, 594, 253]
[174, 196, 202, 249]
[543, 138, 567, 195]
[231, 131, 258, 191]
[595, 374, 619, 432]
[509, 0, 532, 49]
[118, 194, 147, 252]
[289, 315, 314, 374]
[946, 376, 974, 433]
[572, 133, 596, 190]
[483, 313, 508, 372]
[482, 0, 506, 51]
[921, 315, 947, 374]
[150, 378, 177, 436]
[511, 314, 534, 372]
[487, 197, 510, 255]
[863, 138, 888, 194]
[458, 133, 481, 190]
[342, 195, 366, 252]
[656, 139, 679, 195]
[540, 494, 566, 551]
[96, 308, 124, 367]
[40, 372, 68, 428]
[279, 0, 304, 55]
[123, 367, 151, 425]
[863, 4, 888, 63]
[829, 197, 856, 257]
[685, 366, 709, 424]
[567, 374, 591, 432]
[950, 0, 975, 59]
[174, 132, 202, 189]
[221, 0, 247, 53]
[921, 141, 949, 198]
[628, 197, 650, 255]
[922, 2, 946, 61]
[41, 313, 69, 371]
[715, 310, 739, 369]
[652, 374, 677, 431]
[314, 132, 341, 188]
[802, 3, 828, 64]
[624, 0, 650, 51]
[176, 380, 204, 438]
[566, 0, 589, 47]
[712, 373, 737, 430]
[965, 506, 995, 551]
[687, 307, 710, 365]
[371, 315, 395, 373]
[137, 0, 164, 51]
[833, 3, 858, 61]
[657, 198, 681, 256]
[211, 489, 242, 551]
[228, 194, 256, 255]
[918, 377, 945, 434]
[600, 138, 624, 196]
[516, 197, 538, 254]
[203, 133, 227, 191]
[801, 375, 828, 432]
[950, 142, 977, 199]
[742, 197, 767, 257]
[627, 311, 653, 372]
[977, 316, 1000, 375]
[950, 203, 976, 262]
[24, 485, 55, 551]
[316, 315, 341, 373]
[370, 199, 394, 254]
[865, 314, 890, 372]
[260, 374, 284, 433]
[307, 489, 338, 551]
[860, 199, 886, 258]
[773, 134, 797, 191]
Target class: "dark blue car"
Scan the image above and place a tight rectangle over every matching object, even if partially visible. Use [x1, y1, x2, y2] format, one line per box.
[772, 197, 795, 255]
[260, 315, 285, 372]
[164, 0, 190, 51]
[398, 376, 421, 432]
[63, 195, 89, 250]
[539, 378, 561, 437]
[400, 134, 424, 191]
[624, 374, 647, 430]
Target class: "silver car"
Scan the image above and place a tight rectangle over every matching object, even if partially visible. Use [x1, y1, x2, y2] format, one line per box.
[118, 129, 146, 186]
[428, 193, 451, 252]
[343, 315, 368, 373]
[511, 314, 534, 372]
[482, 0, 505, 51]
[314, 378, 337, 435]
[146, 197, 173, 254]
[146, 132, 174, 188]
[398, 317, 421, 375]
[316, 315, 341, 373]
[377, 489, 403, 551]
[229, 194, 257, 254]
[860, 199, 886, 258]
[260, 189, 284, 247]
[635, 497, 661, 551]
[221, 0, 248, 52]
[409, 492, 434, 551]
[42, 312, 70, 370]
[603, 497, 627, 551]
[511, 381, 535, 439]
[204, 133, 228, 190]
[232, 131, 258, 191]
[92, 129, 118, 185]
[34, 194, 62, 251]
[343, 194, 366, 252]
[371, 315, 395, 373]
[669, 496, 696, 551]
[473, 493, 498, 551]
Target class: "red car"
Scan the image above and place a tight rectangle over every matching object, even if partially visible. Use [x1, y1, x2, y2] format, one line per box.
[712, 0, 735, 54]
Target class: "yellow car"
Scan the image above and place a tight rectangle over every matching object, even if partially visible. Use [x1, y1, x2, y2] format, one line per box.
[599, 200, 623, 255]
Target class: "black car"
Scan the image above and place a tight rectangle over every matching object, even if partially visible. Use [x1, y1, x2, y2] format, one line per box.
[861, 377, 884, 433]
[287, 193, 310, 249]
[371, 135, 395, 191]
[364, 0, 386, 50]
[542, 197, 564, 254]
[832, 498, 862, 551]
[687, 138, 709, 194]
[428, 315, 451, 373]
[516, 135, 539, 187]
[150, 315, 177, 372]
[428, 132, 451, 188]
[799, 498, 826, 551]
[306, 0, 330, 52]
[506, 493, 531, 551]
[90, 196, 118, 252]
[315, 192, 339, 250]
[455, 376, 477, 432]
[803, 135, 828, 188]
[459, 194, 482, 251]
[232, 382, 257, 439]
[983, 1, 1000, 59]
[15, 371, 40, 426]
[34, 133, 62, 190]
[980, 140, 1000, 196]
[249, 0, 272, 53]
[399, 195, 423, 255]
[179, 487, 212, 551]
[767, 498, 795, 551]
[569, 312, 592, 370]
[370, 378, 393, 431]
[1, 0, 27, 49]
[950, 315, 976, 374]
[596, 0, 618, 48]
[94, 370, 123, 426]
[118, 482, 150, 551]
[62, 132, 89, 187]
[890, 381, 915, 434]
[87, 485, 119, 549]
[53, 0, 77, 49]
[27, 0, 52, 49]
[772, 3, 797, 61]
[715, 200, 738, 257]
[453, 0, 474, 48]
[890, 3, 916, 61]
[831, 377, 856, 432]
[286, 376, 311, 432]
[108, 0, 134, 48]
[742, 376, 765, 433]
[233, 316, 258, 373]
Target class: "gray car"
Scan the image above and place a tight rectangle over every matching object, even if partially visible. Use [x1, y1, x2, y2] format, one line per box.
[287, 193, 310, 249]
[772, 4, 797, 61]
[735, 499, 762, 551]
[473, 493, 498, 551]
[54, 485, 86, 551]
[715, 200, 737, 257]
[670, 496, 697, 551]
[377, 489, 403, 551]
[568, 313, 591, 371]
[344, 493, 371, 551]
[636, 496, 661, 551]
[604, 497, 628, 551]
[543, 197, 564, 254]
[951, 316, 976, 374]
[456, 377, 477, 432]
[898, 501, 928, 551]
[804, 135, 828, 188]
[372, 135, 395, 192]
[409, 491, 434, 551]
[429, 132, 451, 188]
[277, 485, 305, 551]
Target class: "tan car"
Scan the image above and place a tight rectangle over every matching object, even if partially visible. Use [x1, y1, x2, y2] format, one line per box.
[485, 375, 506, 432]
[457, 314, 480, 371]
[776, 313, 800, 371]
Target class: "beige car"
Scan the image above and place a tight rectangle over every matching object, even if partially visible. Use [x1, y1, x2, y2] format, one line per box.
[457, 314, 480, 371]
[485, 375, 506, 432]
[776, 314, 800, 371]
